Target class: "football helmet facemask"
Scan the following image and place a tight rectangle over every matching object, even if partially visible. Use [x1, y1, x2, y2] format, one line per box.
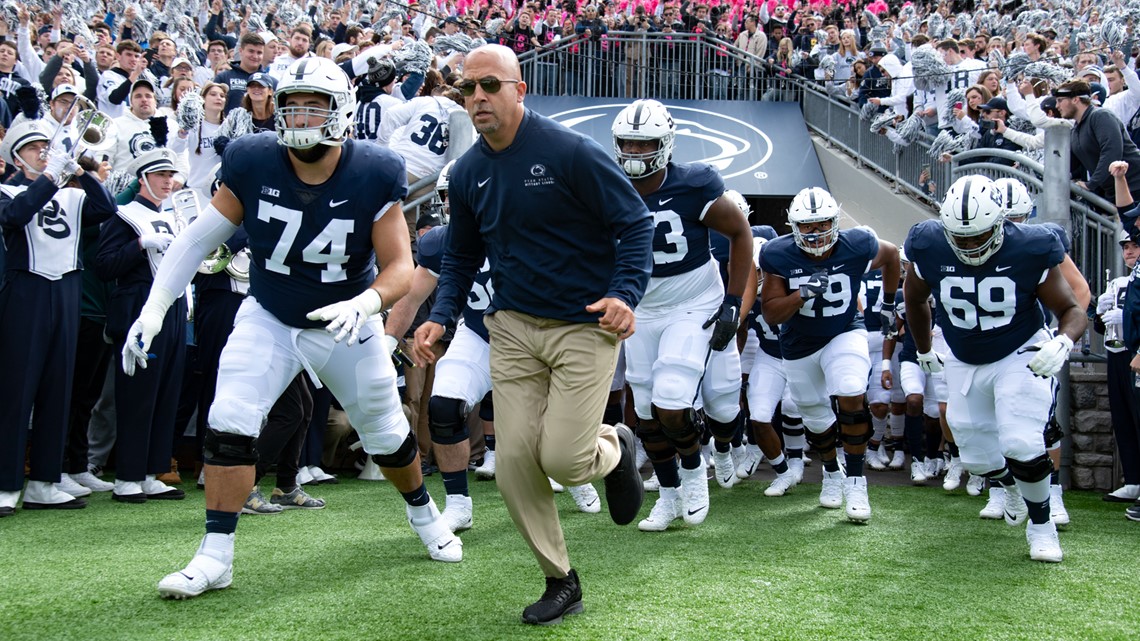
[787, 186, 841, 256]
[612, 99, 675, 178]
[274, 57, 357, 149]
[992, 177, 1034, 223]
[940, 175, 1006, 266]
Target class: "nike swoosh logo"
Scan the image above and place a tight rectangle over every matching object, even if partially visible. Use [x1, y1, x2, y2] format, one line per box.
[330, 199, 348, 208]
[996, 266, 1012, 272]
[359, 334, 374, 344]
[179, 572, 196, 581]
[720, 475, 734, 484]
[832, 264, 845, 270]
[478, 178, 491, 188]
[436, 540, 454, 550]
[687, 507, 706, 516]
[659, 197, 673, 205]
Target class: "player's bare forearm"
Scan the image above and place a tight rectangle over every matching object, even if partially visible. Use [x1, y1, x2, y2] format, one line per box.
[1056, 305, 1088, 344]
[741, 267, 758, 316]
[385, 266, 437, 339]
[904, 267, 933, 352]
[872, 240, 900, 298]
[760, 272, 803, 325]
[1039, 265, 1088, 343]
[371, 203, 414, 309]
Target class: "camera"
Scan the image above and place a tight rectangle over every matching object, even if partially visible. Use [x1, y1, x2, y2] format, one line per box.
[979, 119, 995, 131]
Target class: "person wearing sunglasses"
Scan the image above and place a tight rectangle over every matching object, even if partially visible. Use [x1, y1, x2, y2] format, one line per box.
[415, 44, 653, 627]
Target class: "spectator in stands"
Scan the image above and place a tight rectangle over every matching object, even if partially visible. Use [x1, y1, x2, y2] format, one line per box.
[734, 15, 766, 100]
[826, 29, 863, 99]
[213, 32, 266, 114]
[1022, 32, 1047, 62]
[968, 97, 1024, 166]
[951, 84, 992, 136]
[977, 70, 1002, 98]
[1055, 79, 1140, 198]
[762, 36, 796, 102]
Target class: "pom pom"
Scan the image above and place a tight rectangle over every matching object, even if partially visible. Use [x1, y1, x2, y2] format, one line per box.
[860, 100, 879, 122]
[393, 40, 433, 76]
[895, 112, 925, 144]
[212, 135, 230, 157]
[869, 111, 895, 133]
[939, 88, 966, 126]
[175, 90, 204, 132]
[1023, 61, 1071, 86]
[862, 9, 880, 27]
[432, 33, 480, 54]
[910, 45, 949, 93]
[1003, 51, 1031, 81]
[1005, 116, 1036, 134]
[105, 169, 134, 198]
[219, 108, 254, 139]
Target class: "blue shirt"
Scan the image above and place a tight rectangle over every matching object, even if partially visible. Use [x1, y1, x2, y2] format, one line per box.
[418, 224, 492, 341]
[219, 133, 408, 328]
[759, 227, 879, 359]
[905, 219, 1064, 365]
[431, 109, 653, 326]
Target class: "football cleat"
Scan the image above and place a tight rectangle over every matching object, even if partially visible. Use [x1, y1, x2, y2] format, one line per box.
[910, 460, 929, 485]
[474, 450, 496, 480]
[819, 469, 845, 509]
[712, 451, 739, 489]
[679, 466, 710, 525]
[567, 484, 602, 514]
[307, 466, 338, 485]
[867, 448, 887, 471]
[1104, 484, 1140, 502]
[1049, 485, 1069, 527]
[1003, 484, 1028, 526]
[787, 457, 805, 484]
[157, 554, 234, 599]
[943, 458, 964, 491]
[763, 469, 798, 497]
[548, 477, 565, 493]
[1026, 521, 1063, 563]
[643, 471, 660, 492]
[408, 500, 463, 562]
[735, 444, 763, 479]
[980, 487, 1006, 519]
[966, 474, 985, 496]
[888, 450, 906, 470]
[141, 476, 186, 500]
[637, 488, 683, 532]
[441, 494, 473, 532]
[844, 476, 871, 522]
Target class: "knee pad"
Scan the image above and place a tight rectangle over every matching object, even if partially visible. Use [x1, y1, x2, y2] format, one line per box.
[836, 401, 872, 445]
[428, 396, 470, 445]
[805, 423, 838, 454]
[478, 392, 494, 422]
[654, 406, 701, 452]
[1005, 454, 1053, 483]
[371, 433, 419, 468]
[708, 413, 739, 444]
[203, 429, 259, 466]
[635, 419, 676, 463]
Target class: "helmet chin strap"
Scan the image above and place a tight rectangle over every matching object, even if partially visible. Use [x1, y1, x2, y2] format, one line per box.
[141, 174, 164, 205]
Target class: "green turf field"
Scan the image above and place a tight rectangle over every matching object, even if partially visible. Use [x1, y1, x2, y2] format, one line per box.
[0, 475, 1135, 641]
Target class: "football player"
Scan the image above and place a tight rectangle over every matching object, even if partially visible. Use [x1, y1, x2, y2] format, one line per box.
[904, 175, 1086, 562]
[993, 177, 1090, 527]
[759, 186, 901, 523]
[0, 121, 116, 516]
[610, 99, 753, 531]
[858, 265, 897, 470]
[121, 57, 461, 600]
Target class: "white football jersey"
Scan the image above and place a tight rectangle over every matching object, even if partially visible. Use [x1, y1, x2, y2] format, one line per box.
[380, 95, 467, 178]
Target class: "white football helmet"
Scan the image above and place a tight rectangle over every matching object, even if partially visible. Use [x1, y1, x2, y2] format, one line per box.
[425, 159, 456, 222]
[725, 189, 752, 217]
[612, 99, 675, 178]
[274, 57, 357, 149]
[992, 177, 1034, 223]
[787, 186, 841, 256]
[940, 175, 1006, 266]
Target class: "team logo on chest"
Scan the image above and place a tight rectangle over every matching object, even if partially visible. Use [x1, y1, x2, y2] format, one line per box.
[37, 200, 70, 239]
[524, 163, 554, 187]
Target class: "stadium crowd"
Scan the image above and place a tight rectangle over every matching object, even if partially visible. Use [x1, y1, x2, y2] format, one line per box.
[2, 0, 1140, 623]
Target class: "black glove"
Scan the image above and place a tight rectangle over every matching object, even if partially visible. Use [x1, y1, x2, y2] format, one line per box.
[879, 299, 898, 338]
[703, 295, 742, 351]
[15, 85, 41, 119]
[212, 135, 231, 156]
[799, 271, 829, 299]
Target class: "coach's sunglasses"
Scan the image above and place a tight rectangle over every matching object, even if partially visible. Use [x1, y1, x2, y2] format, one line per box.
[456, 77, 521, 96]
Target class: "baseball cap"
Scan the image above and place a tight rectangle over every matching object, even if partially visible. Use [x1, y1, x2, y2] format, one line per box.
[869, 42, 888, 55]
[331, 43, 356, 59]
[444, 16, 461, 25]
[171, 56, 193, 70]
[1040, 96, 1058, 112]
[51, 84, 79, 100]
[247, 72, 277, 90]
[131, 76, 157, 94]
[416, 212, 445, 231]
[979, 97, 1008, 112]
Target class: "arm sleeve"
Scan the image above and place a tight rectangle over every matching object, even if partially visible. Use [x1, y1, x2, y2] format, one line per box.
[82, 61, 99, 101]
[147, 204, 240, 308]
[108, 74, 131, 105]
[38, 55, 62, 88]
[77, 172, 116, 226]
[0, 176, 59, 231]
[18, 27, 44, 81]
[1006, 88, 1030, 120]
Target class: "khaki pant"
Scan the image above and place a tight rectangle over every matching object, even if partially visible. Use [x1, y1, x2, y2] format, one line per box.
[485, 310, 622, 578]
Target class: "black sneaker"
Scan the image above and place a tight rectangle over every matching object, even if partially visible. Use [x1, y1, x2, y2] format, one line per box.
[603, 423, 645, 525]
[1126, 501, 1140, 522]
[521, 569, 584, 625]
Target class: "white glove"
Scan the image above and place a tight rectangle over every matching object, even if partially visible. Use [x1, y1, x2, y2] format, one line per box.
[306, 288, 383, 345]
[1097, 291, 1116, 314]
[382, 334, 400, 355]
[139, 232, 176, 251]
[1026, 334, 1075, 378]
[44, 149, 79, 187]
[121, 289, 175, 376]
[917, 350, 945, 374]
[1102, 308, 1124, 326]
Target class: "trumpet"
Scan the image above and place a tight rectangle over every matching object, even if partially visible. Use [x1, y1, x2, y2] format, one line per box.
[42, 95, 117, 161]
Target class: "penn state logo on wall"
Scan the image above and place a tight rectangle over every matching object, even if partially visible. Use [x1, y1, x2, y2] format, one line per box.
[548, 103, 773, 181]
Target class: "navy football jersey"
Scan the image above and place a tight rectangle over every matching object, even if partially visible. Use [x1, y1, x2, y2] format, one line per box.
[861, 270, 885, 333]
[643, 162, 724, 278]
[759, 227, 879, 359]
[715, 225, 781, 359]
[904, 219, 1064, 365]
[218, 133, 408, 328]
[418, 224, 492, 341]
[896, 289, 932, 364]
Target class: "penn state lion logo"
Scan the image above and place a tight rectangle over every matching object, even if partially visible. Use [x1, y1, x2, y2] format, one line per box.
[129, 132, 157, 158]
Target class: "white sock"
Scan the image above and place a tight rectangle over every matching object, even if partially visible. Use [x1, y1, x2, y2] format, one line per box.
[198, 533, 235, 566]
